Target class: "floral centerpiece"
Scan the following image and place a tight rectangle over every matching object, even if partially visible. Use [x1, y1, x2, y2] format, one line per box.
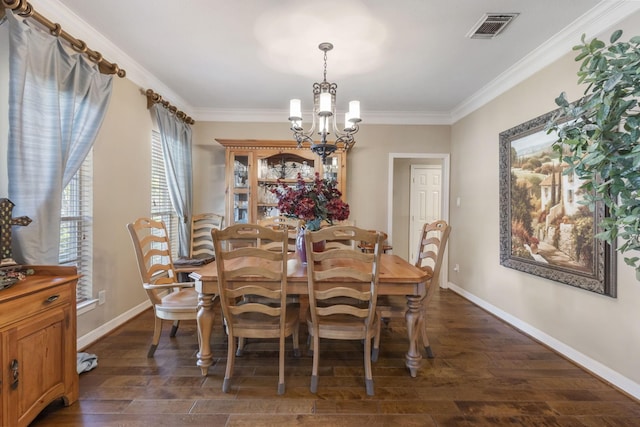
[271, 172, 350, 231]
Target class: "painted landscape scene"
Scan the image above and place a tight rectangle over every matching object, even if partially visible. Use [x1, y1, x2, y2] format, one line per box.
[509, 130, 594, 274]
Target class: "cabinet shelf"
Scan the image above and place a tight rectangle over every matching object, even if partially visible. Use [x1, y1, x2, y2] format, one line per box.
[218, 139, 346, 225]
[258, 178, 313, 184]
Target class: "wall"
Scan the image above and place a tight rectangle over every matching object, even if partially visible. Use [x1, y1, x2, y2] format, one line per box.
[81, 76, 154, 338]
[449, 14, 640, 394]
[1, 19, 9, 194]
[192, 121, 451, 254]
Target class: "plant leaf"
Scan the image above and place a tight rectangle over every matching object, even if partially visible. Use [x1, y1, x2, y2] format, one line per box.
[610, 29, 623, 43]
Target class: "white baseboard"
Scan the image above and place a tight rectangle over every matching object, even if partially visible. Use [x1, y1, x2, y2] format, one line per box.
[447, 282, 640, 401]
[77, 300, 152, 350]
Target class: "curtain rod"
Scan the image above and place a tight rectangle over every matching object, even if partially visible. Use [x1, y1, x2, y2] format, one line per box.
[145, 89, 195, 125]
[1, 0, 126, 77]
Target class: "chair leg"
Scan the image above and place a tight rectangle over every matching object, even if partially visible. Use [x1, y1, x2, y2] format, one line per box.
[170, 320, 179, 337]
[148, 317, 163, 357]
[363, 334, 374, 396]
[307, 331, 314, 356]
[371, 319, 381, 363]
[419, 311, 434, 358]
[371, 317, 382, 362]
[236, 337, 245, 357]
[310, 334, 320, 393]
[222, 332, 236, 393]
[278, 335, 285, 395]
[292, 323, 301, 357]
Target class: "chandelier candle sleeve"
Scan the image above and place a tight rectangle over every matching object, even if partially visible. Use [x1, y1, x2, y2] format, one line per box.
[289, 99, 302, 121]
[349, 101, 361, 121]
[319, 93, 332, 115]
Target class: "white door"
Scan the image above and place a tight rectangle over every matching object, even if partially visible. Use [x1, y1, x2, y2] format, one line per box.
[409, 165, 442, 263]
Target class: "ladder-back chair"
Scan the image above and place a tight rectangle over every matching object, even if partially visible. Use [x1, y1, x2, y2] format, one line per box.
[212, 224, 300, 394]
[304, 225, 383, 396]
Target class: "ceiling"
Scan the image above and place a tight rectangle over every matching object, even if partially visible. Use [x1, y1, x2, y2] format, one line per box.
[31, 0, 640, 124]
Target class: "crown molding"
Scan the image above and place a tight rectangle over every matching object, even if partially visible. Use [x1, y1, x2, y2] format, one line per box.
[192, 108, 452, 125]
[30, 0, 193, 116]
[450, 0, 640, 123]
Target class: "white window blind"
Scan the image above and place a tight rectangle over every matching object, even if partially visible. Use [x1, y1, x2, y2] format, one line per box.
[151, 130, 179, 259]
[60, 150, 93, 304]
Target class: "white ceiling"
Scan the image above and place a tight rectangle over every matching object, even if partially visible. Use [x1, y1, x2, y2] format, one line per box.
[30, 0, 640, 124]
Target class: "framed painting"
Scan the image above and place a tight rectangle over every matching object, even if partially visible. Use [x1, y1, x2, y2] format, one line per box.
[499, 109, 616, 297]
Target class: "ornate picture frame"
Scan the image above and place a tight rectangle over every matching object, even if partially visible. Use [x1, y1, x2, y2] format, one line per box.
[499, 110, 616, 297]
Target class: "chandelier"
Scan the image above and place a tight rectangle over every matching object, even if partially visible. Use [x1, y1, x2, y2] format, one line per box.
[288, 42, 361, 164]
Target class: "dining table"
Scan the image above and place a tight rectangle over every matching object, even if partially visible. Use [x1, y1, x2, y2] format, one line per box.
[189, 253, 431, 377]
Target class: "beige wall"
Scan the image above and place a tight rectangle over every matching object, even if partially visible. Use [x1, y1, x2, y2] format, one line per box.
[449, 13, 640, 387]
[81, 77, 154, 337]
[1, 21, 9, 194]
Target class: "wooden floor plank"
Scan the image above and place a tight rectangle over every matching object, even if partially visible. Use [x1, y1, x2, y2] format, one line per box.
[30, 289, 640, 426]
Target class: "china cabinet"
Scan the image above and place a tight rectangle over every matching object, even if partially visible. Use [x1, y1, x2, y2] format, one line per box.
[216, 139, 347, 225]
[0, 265, 79, 427]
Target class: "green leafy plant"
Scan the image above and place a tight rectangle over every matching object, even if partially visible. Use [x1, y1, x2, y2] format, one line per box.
[546, 30, 640, 279]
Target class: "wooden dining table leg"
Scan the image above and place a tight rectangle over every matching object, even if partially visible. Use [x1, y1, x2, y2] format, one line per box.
[405, 294, 424, 377]
[195, 281, 215, 376]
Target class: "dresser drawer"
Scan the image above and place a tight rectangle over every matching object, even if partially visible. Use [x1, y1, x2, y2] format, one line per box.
[0, 284, 71, 326]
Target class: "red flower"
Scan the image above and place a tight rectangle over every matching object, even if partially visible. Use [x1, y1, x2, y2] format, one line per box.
[271, 172, 350, 230]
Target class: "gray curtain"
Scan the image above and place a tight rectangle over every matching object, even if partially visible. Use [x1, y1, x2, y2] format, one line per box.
[5, 12, 113, 264]
[152, 104, 193, 258]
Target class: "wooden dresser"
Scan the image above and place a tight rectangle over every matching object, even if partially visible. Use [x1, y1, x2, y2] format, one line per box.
[0, 265, 79, 427]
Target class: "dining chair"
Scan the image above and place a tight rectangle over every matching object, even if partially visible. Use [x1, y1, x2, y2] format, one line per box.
[359, 230, 393, 254]
[212, 224, 300, 394]
[322, 219, 357, 250]
[304, 225, 384, 396]
[127, 218, 214, 357]
[257, 215, 301, 253]
[377, 220, 451, 358]
[189, 212, 224, 259]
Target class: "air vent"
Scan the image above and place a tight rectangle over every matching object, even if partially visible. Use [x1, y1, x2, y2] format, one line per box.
[466, 13, 519, 39]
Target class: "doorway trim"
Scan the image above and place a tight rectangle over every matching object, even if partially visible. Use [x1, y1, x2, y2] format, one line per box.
[387, 152, 450, 286]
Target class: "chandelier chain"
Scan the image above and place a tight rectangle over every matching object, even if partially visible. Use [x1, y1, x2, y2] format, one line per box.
[323, 50, 328, 82]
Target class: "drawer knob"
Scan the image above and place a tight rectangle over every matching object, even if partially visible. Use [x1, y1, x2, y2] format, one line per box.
[44, 295, 60, 304]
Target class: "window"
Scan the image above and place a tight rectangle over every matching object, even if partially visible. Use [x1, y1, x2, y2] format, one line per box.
[151, 130, 178, 258]
[60, 150, 93, 304]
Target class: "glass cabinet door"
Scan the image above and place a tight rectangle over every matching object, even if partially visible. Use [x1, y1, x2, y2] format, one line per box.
[229, 153, 251, 224]
[321, 155, 340, 182]
[256, 152, 316, 222]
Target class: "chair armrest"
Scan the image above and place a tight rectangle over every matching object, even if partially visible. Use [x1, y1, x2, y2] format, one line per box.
[143, 282, 195, 290]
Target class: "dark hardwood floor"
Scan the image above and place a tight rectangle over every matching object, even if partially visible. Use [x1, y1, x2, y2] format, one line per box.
[32, 289, 640, 426]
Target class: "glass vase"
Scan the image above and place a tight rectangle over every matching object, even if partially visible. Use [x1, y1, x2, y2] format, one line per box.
[296, 230, 325, 265]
